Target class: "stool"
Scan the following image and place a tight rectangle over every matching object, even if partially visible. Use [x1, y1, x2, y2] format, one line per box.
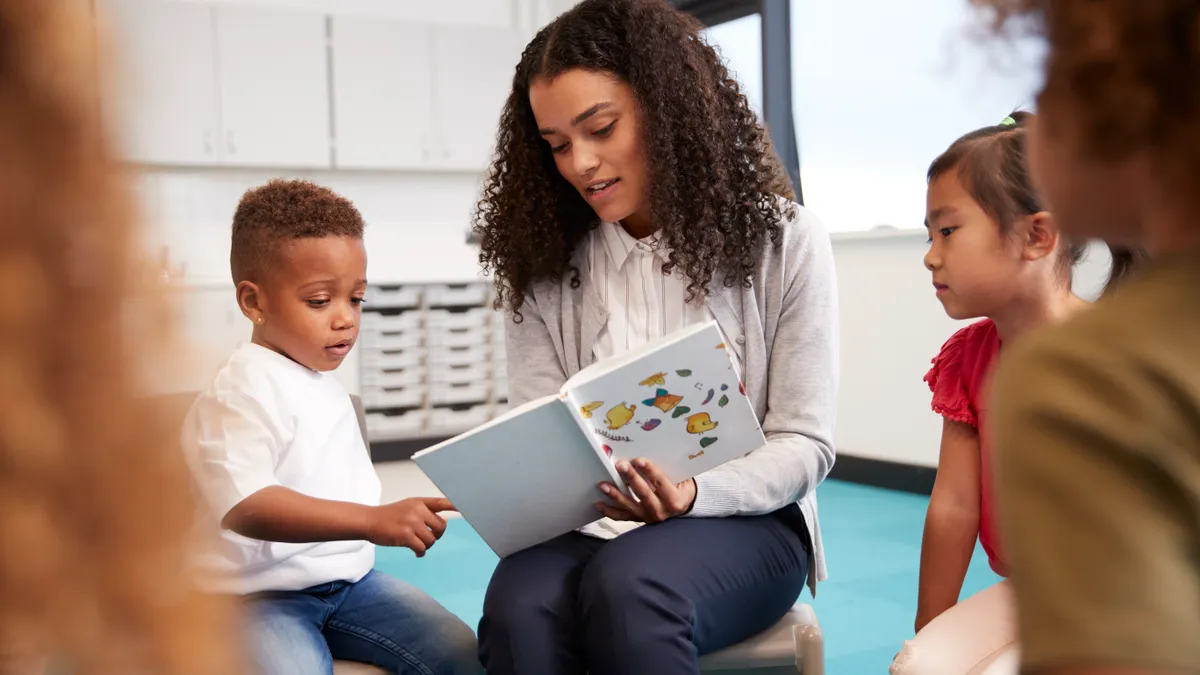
[699, 604, 824, 674]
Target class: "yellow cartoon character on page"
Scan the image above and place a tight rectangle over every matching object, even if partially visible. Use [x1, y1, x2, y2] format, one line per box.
[686, 412, 718, 434]
[606, 402, 636, 430]
[580, 401, 603, 419]
[639, 372, 667, 387]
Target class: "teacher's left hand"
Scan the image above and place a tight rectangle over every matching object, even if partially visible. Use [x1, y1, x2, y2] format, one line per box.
[597, 458, 697, 524]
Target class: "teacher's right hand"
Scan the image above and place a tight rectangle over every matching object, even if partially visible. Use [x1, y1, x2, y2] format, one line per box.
[596, 458, 697, 524]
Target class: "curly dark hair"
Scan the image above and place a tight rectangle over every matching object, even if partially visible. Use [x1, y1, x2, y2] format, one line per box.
[231, 178, 365, 284]
[974, 0, 1200, 167]
[474, 0, 797, 317]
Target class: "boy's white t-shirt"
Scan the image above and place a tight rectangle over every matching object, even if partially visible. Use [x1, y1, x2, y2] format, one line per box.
[182, 342, 381, 595]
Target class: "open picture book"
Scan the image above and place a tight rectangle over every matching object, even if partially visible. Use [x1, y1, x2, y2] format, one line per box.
[412, 320, 765, 557]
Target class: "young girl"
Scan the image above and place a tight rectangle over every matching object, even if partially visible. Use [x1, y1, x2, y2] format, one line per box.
[891, 113, 1133, 675]
[978, 2, 1200, 673]
[472, 0, 838, 673]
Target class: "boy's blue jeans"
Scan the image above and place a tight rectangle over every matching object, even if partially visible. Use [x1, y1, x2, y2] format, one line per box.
[246, 569, 481, 675]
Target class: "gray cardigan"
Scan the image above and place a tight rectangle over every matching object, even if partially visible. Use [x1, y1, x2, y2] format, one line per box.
[503, 202, 838, 593]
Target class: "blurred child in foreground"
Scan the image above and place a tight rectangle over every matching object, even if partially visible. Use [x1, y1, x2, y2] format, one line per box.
[0, 2, 239, 674]
[978, 1, 1200, 672]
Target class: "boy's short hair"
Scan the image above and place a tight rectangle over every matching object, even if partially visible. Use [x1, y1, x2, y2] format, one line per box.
[230, 179, 365, 284]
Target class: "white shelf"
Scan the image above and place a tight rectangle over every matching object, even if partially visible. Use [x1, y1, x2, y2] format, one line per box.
[360, 282, 508, 445]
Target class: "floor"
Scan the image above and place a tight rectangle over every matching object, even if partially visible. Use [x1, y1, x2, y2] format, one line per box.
[373, 462, 1002, 675]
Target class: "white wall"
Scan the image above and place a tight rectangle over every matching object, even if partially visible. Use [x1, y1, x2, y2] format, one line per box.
[139, 169, 488, 287]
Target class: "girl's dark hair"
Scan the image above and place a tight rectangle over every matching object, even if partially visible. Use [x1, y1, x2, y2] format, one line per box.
[1103, 244, 1148, 296]
[927, 111, 1088, 281]
[473, 0, 796, 317]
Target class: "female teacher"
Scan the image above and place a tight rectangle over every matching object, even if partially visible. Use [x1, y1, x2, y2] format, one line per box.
[471, 1, 838, 673]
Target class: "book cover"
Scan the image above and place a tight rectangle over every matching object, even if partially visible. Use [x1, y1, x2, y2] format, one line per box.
[413, 321, 764, 558]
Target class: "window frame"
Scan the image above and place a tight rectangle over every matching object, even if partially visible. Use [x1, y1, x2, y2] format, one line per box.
[672, 0, 803, 203]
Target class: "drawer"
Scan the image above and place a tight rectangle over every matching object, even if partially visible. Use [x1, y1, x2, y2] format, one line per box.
[428, 344, 489, 367]
[429, 326, 487, 349]
[361, 384, 425, 410]
[366, 285, 422, 309]
[424, 283, 488, 308]
[360, 330, 423, 351]
[428, 404, 492, 434]
[361, 365, 424, 388]
[366, 409, 426, 441]
[429, 380, 491, 406]
[361, 347, 423, 370]
[426, 307, 490, 331]
[362, 310, 423, 332]
[429, 362, 488, 386]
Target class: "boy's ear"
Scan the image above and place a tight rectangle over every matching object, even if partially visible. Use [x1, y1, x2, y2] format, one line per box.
[1021, 210, 1059, 262]
[236, 280, 266, 324]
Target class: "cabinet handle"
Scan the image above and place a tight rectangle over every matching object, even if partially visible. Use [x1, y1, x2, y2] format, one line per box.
[203, 129, 214, 156]
[226, 130, 236, 155]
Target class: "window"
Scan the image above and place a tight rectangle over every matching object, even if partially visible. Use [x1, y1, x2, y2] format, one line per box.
[790, 0, 1044, 232]
[683, 0, 801, 198]
[703, 13, 763, 119]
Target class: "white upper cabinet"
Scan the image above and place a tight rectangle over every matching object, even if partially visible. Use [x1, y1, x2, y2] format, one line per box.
[215, 7, 332, 168]
[430, 25, 527, 171]
[97, 1, 331, 168]
[330, 17, 434, 170]
[97, 0, 528, 171]
[97, 0, 221, 165]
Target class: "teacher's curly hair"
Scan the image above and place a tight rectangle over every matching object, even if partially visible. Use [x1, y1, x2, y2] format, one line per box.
[473, 0, 796, 318]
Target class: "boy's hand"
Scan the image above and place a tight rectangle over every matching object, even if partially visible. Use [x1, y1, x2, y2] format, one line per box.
[367, 497, 456, 556]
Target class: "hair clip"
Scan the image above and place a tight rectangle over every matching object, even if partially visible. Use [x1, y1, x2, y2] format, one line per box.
[999, 116, 1018, 126]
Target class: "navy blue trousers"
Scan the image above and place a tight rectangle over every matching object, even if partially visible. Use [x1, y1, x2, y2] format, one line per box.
[478, 506, 810, 675]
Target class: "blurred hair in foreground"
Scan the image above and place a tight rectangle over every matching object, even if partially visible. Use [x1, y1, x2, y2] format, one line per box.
[0, 3, 238, 674]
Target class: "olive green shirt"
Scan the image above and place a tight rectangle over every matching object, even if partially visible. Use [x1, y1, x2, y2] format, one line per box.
[990, 247, 1200, 672]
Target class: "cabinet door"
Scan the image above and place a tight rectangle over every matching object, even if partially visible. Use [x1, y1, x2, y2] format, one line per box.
[96, 0, 220, 166]
[215, 7, 331, 168]
[330, 17, 434, 170]
[431, 26, 526, 171]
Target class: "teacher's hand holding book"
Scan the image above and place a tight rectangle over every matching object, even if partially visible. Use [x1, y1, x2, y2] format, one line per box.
[596, 458, 697, 523]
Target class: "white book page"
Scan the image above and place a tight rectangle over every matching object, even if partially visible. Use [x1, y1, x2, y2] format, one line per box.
[412, 396, 614, 558]
[562, 322, 765, 485]
[560, 321, 716, 393]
